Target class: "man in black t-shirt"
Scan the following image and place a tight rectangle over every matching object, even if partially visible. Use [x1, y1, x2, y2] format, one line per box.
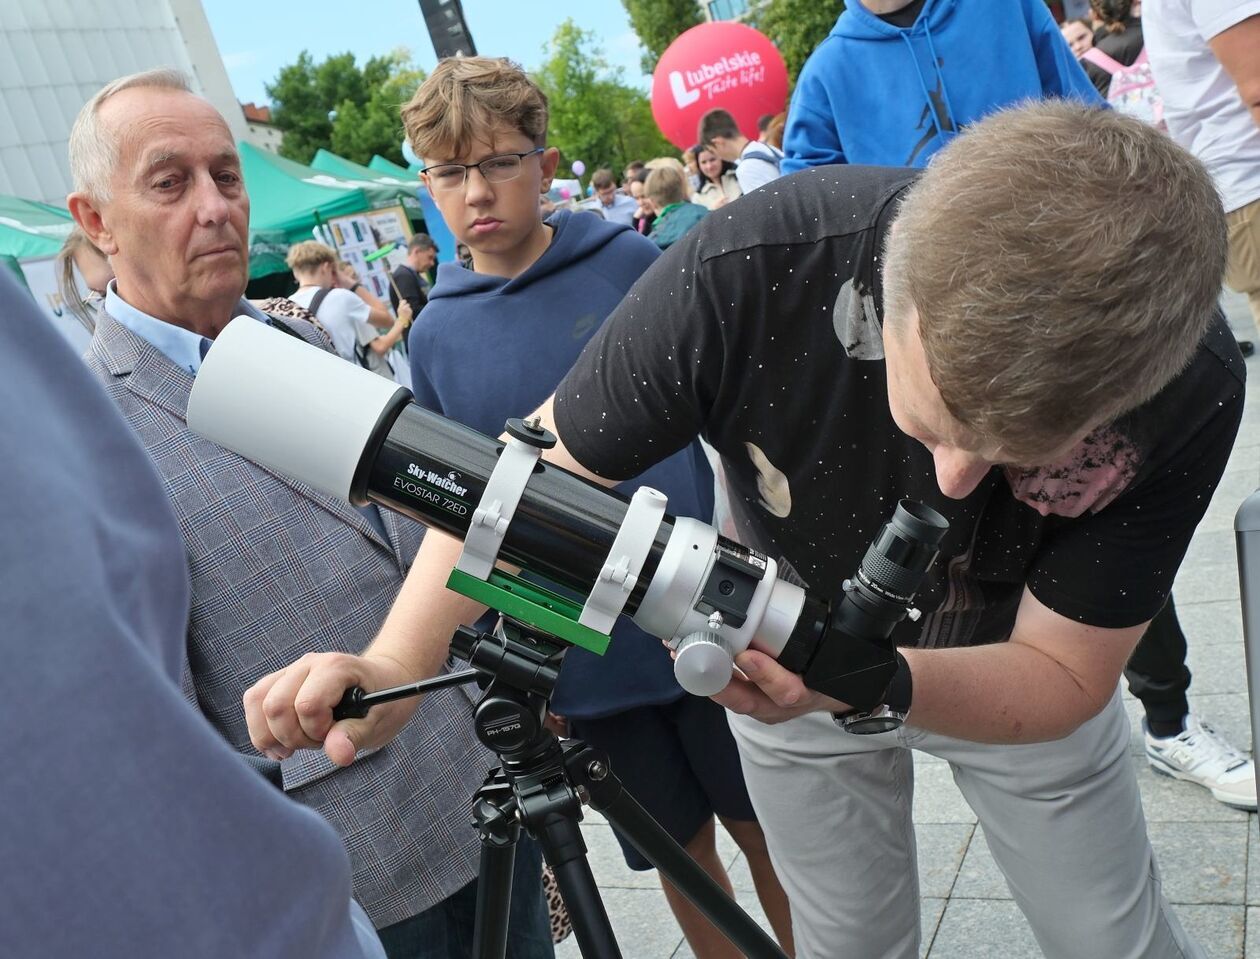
[247, 104, 1235, 958]
[389, 233, 437, 318]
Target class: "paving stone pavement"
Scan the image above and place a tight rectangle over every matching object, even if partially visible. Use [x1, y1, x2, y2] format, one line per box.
[554, 290, 1260, 958]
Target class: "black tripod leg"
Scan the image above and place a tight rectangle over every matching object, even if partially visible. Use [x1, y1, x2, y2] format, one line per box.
[568, 747, 788, 959]
[472, 794, 519, 959]
[532, 803, 622, 959]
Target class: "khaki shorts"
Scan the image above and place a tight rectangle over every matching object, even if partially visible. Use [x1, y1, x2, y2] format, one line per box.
[1226, 196, 1260, 323]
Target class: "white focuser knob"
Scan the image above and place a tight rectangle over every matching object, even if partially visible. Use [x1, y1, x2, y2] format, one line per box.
[673, 631, 735, 697]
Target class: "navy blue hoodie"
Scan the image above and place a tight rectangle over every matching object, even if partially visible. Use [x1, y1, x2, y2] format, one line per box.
[408, 210, 715, 719]
[782, 0, 1103, 172]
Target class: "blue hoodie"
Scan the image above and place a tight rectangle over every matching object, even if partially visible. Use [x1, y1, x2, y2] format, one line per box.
[408, 210, 715, 719]
[781, 0, 1103, 173]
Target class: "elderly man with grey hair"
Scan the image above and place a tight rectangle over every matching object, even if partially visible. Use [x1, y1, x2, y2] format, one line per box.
[67, 69, 554, 959]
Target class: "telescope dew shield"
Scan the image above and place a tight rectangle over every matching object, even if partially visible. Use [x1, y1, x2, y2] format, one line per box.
[187, 317, 410, 504]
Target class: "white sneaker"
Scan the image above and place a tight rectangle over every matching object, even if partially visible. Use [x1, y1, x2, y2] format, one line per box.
[1144, 713, 1257, 810]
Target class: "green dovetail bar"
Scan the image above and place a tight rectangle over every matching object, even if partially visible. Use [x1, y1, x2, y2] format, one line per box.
[446, 568, 612, 655]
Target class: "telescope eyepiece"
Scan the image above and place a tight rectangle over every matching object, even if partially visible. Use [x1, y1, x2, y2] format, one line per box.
[889, 499, 949, 547]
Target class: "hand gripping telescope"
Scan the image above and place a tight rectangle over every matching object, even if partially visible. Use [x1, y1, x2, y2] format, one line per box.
[186, 318, 948, 709]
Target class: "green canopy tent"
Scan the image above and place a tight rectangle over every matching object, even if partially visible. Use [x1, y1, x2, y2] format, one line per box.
[368, 155, 422, 179]
[239, 141, 372, 278]
[309, 149, 422, 218]
[0, 195, 73, 285]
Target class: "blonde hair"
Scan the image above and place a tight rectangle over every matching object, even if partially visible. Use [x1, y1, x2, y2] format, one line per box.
[882, 101, 1227, 462]
[55, 227, 107, 333]
[285, 241, 337, 276]
[68, 68, 193, 203]
[645, 156, 693, 198]
[401, 56, 547, 162]
[645, 166, 687, 208]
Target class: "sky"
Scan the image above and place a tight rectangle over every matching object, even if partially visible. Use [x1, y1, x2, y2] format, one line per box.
[202, 0, 654, 108]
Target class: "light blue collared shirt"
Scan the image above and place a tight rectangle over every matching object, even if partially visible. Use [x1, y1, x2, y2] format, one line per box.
[105, 280, 269, 376]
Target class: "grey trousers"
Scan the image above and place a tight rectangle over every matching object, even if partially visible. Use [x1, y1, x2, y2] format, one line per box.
[727, 689, 1203, 959]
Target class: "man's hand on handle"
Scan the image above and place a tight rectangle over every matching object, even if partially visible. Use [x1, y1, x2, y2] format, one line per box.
[243, 651, 420, 767]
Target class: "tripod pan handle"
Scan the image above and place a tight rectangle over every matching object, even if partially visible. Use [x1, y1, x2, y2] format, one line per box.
[332, 686, 368, 721]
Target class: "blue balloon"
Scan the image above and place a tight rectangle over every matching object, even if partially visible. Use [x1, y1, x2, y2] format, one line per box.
[401, 138, 421, 168]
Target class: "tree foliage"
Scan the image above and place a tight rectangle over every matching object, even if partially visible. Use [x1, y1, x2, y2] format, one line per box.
[266, 49, 425, 166]
[750, 0, 845, 84]
[534, 21, 676, 178]
[621, 0, 703, 74]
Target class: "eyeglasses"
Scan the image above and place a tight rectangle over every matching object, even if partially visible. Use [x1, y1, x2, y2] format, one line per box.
[421, 148, 545, 191]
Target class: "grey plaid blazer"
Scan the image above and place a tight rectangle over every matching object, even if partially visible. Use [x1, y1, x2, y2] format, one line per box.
[85, 309, 489, 928]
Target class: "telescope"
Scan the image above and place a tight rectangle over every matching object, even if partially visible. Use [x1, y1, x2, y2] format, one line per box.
[188, 318, 949, 959]
[187, 317, 948, 708]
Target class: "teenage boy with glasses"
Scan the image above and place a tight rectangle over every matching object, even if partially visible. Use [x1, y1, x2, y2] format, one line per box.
[251, 55, 796, 959]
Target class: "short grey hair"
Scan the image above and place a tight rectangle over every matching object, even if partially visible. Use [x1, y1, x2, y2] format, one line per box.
[69, 68, 193, 202]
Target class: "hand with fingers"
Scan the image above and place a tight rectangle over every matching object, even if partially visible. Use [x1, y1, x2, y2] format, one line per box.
[243, 651, 421, 767]
[709, 649, 848, 725]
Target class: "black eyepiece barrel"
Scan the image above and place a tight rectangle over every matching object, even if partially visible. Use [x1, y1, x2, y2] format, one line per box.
[857, 499, 947, 602]
[889, 499, 949, 547]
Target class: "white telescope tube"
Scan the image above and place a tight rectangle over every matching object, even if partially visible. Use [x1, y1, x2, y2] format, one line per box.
[186, 317, 409, 502]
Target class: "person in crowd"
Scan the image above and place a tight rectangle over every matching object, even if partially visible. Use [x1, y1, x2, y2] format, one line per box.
[247, 101, 1233, 959]
[763, 112, 787, 151]
[1061, 17, 1097, 58]
[646, 166, 708, 250]
[780, 0, 1101, 172]
[1127, 596, 1255, 807]
[756, 112, 776, 142]
[64, 68, 553, 959]
[341, 258, 414, 390]
[0, 268, 387, 959]
[1131, 0, 1260, 812]
[628, 167, 655, 235]
[456, 240, 473, 268]
[645, 155, 695, 197]
[390, 232, 438, 317]
[391, 55, 794, 959]
[681, 146, 702, 191]
[622, 159, 646, 195]
[1145, 0, 1260, 331]
[286, 241, 410, 382]
[590, 167, 638, 227]
[55, 225, 112, 332]
[698, 108, 783, 194]
[693, 145, 742, 211]
[1083, 0, 1145, 94]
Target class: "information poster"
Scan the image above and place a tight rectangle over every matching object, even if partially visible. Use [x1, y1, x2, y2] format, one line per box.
[325, 205, 412, 302]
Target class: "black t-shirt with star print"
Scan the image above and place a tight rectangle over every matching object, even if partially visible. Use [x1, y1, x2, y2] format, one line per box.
[553, 165, 1244, 647]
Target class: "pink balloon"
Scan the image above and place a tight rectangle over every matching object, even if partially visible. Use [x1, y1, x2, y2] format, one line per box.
[571, 160, 587, 177]
[559, 188, 571, 199]
[651, 22, 788, 151]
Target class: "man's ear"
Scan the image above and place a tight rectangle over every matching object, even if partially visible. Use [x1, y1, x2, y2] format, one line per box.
[539, 146, 561, 193]
[67, 192, 117, 256]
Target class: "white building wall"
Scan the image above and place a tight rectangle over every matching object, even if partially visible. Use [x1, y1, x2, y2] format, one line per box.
[0, 0, 247, 205]
[245, 121, 283, 154]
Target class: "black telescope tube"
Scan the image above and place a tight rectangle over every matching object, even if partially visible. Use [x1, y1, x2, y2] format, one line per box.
[352, 401, 672, 613]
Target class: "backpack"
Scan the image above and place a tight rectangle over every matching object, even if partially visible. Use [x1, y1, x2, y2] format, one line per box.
[1082, 47, 1166, 131]
[741, 141, 784, 173]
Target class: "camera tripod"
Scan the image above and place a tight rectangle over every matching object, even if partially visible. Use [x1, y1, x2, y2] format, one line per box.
[336, 613, 788, 959]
